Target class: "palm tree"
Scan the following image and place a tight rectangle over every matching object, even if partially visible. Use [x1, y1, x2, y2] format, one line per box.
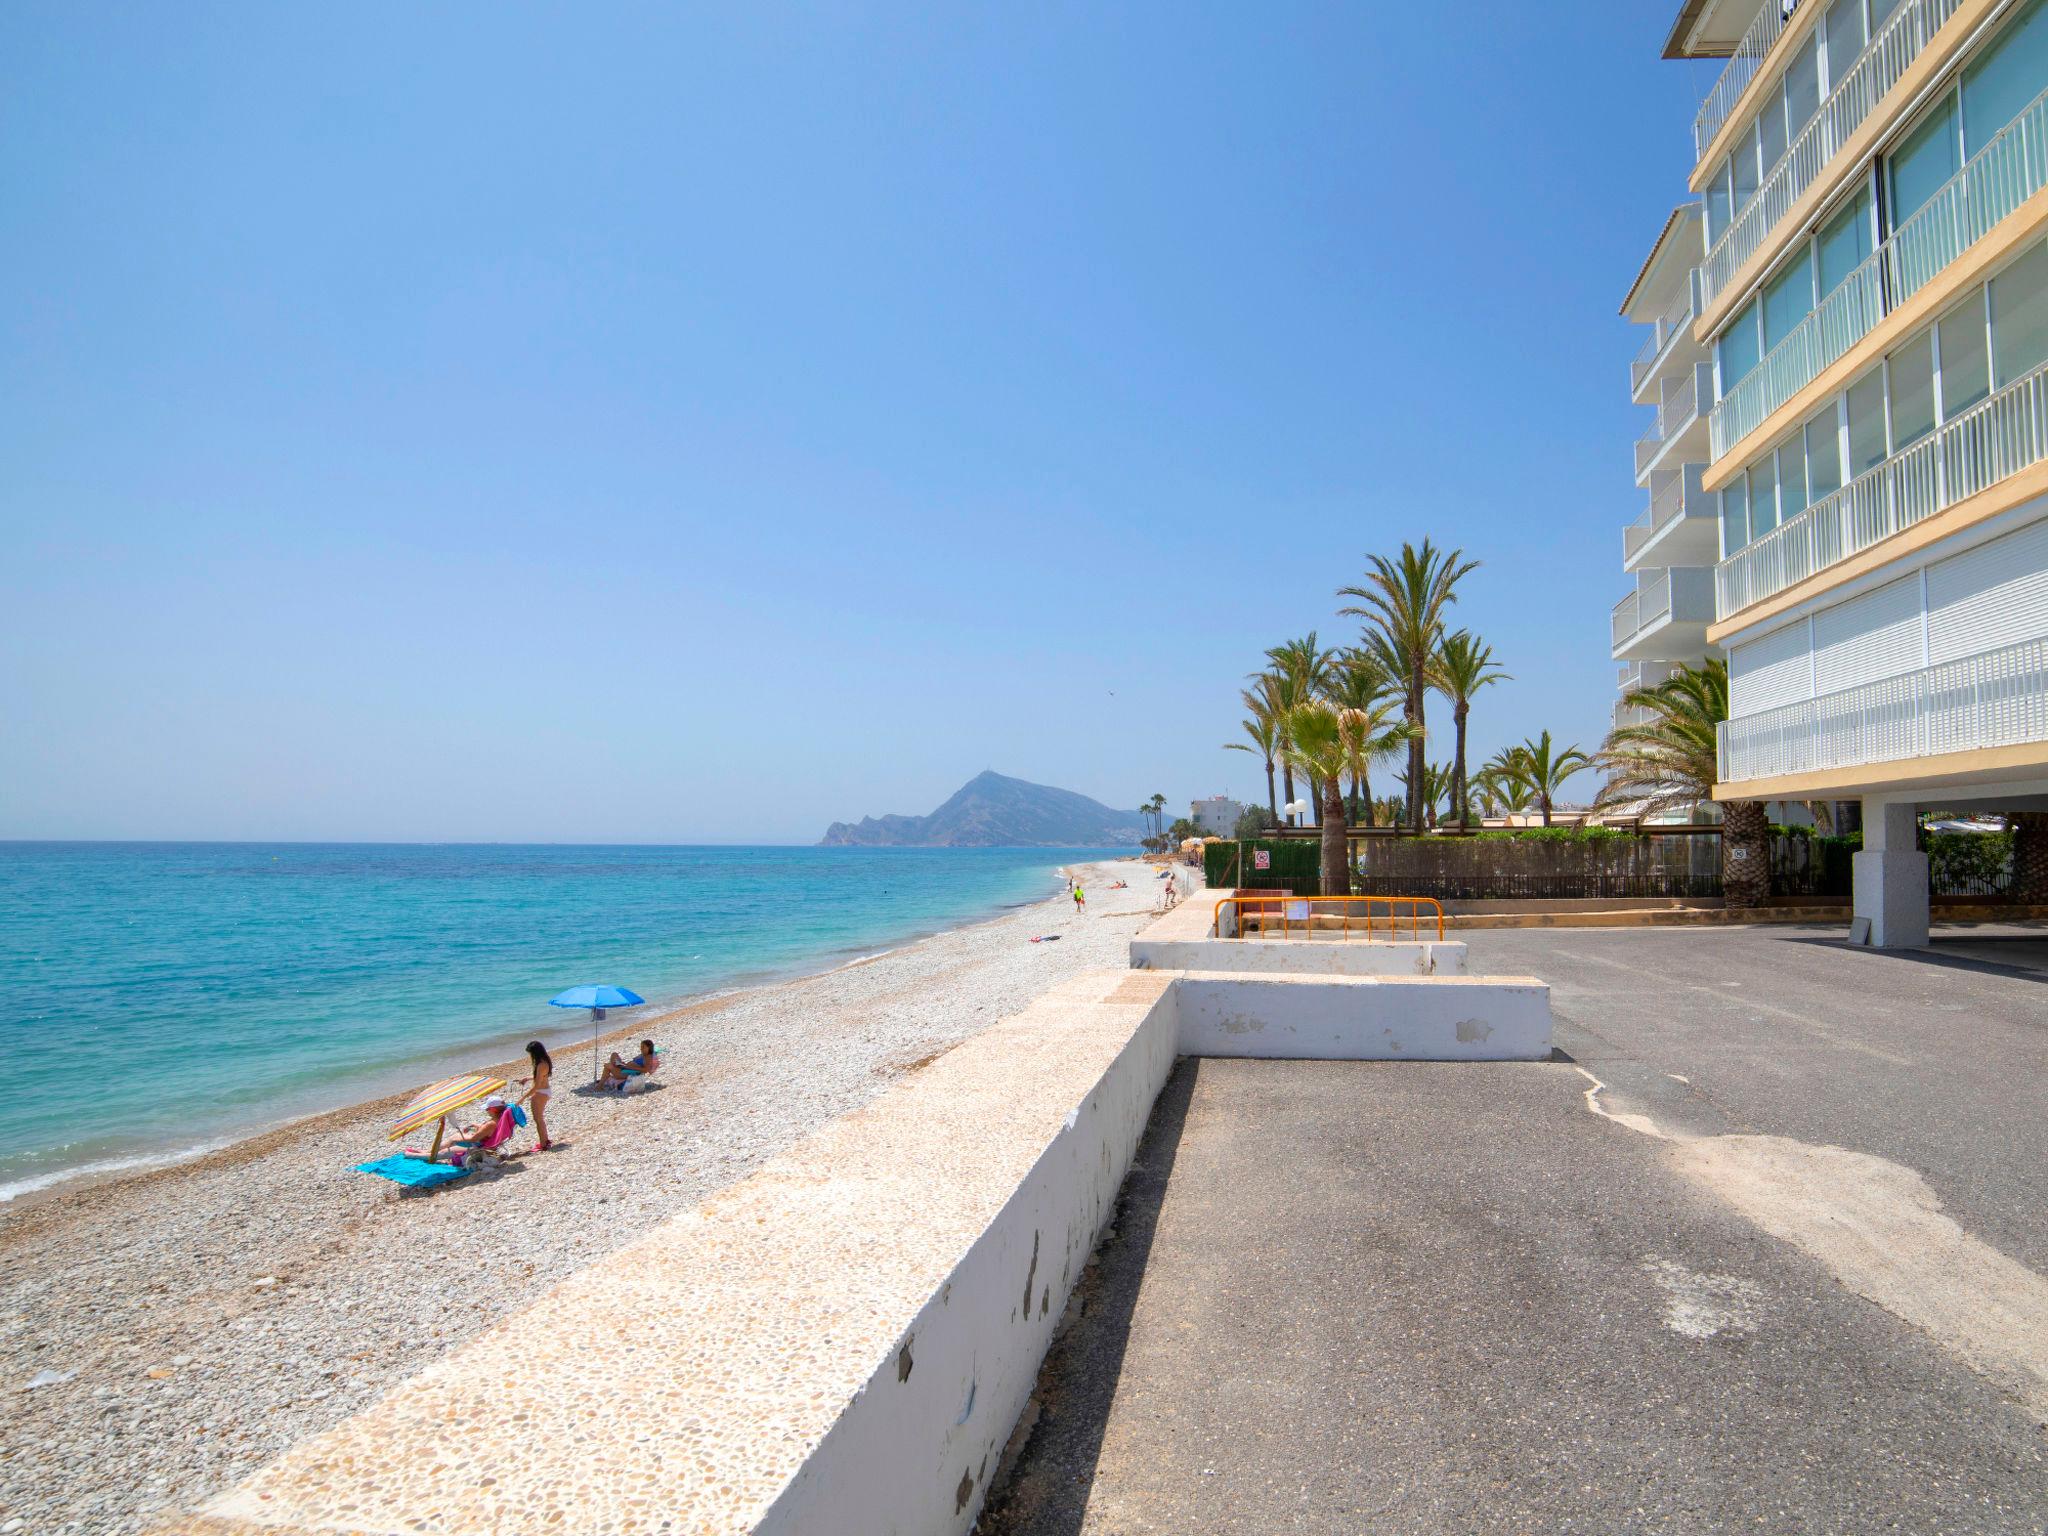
[1475, 756, 1536, 820]
[1224, 693, 1281, 820]
[1261, 634, 1337, 825]
[1429, 631, 1510, 833]
[1394, 761, 1458, 830]
[1339, 541, 1479, 833]
[1512, 730, 1591, 827]
[1279, 700, 1355, 896]
[1324, 650, 1394, 822]
[1592, 658, 1769, 905]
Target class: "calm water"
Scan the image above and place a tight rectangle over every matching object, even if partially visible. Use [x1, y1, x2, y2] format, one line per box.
[0, 843, 1102, 1201]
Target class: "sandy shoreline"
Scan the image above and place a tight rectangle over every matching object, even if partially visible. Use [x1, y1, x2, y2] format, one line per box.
[0, 871, 1083, 1214]
[0, 858, 1182, 1534]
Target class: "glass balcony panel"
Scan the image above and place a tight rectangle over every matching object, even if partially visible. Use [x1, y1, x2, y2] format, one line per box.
[1717, 356, 2048, 616]
[1940, 295, 1991, 417]
[1993, 240, 2048, 386]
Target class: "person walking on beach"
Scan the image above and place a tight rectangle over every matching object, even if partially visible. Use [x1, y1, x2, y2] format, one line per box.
[518, 1041, 555, 1152]
[1072, 882, 1086, 914]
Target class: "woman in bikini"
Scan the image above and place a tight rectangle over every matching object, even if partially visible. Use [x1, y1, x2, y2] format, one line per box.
[597, 1040, 658, 1090]
[518, 1040, 555, 1151]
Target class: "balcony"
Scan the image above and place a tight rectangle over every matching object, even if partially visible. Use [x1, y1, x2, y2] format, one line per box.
[1626, 464, 1719, 572]
[1700, 0, 1959, 312]
[1612, 566, 1717, 661]
[1630, 269, 1706, 403]
[1692, 0, 1791, 166]
[1613, 662, 1679, 734]
[1636, 361, 1716, 484]
[1717, 355, 2048, 619]
[1719, 633, 2048, 784]
[1710, 82, 2048, 460]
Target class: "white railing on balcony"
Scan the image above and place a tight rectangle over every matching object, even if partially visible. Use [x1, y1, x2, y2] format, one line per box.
[1694, 1, 1793, 165]
[1614, 570, 1677, 653]
[1719, 633, 2048, 782]
[1611, 591, 1640, 652]
[1631, 280, 1698, 393]
[1701, 0, 1959, 309]
[1718, 355, 2048, 615]
[1625, 471, 1691, 563]
[1637, 364, 1712, 476]
[1711, 83, 2048, 457]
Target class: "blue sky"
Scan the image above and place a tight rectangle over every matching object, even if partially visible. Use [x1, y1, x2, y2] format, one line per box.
[1, 3, 1728, 842]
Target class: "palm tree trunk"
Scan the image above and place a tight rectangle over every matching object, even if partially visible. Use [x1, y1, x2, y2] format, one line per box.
[1360, 762, 1373, 827]
[1319, 773, 1348, 896]
[1540, 791, 1552, 828]
[1405, 674, 1425, 833]
[1722, 800, 1771, 906]
[1453, 703, 1470, 833]
[1264, 758, 1277, 820]
[1281, 763, 1296, 824]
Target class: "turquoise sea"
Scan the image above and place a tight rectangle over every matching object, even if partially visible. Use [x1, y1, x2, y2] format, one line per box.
[0, 843, 1104, 1202]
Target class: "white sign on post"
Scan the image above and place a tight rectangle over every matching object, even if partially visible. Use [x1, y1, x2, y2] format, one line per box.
[1253, 849, 1270, 870]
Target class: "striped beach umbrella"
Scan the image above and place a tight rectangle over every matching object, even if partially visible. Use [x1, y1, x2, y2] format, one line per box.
[388, 1074, 507, 1156]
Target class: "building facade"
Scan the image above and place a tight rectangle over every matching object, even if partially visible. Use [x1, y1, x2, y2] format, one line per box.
[1619, 205, 1720, 761]
[1657, 0, 2048, 943]
[1190, 795, 1245, 836]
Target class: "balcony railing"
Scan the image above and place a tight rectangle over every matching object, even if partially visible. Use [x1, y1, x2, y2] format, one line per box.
[1625, 470, 1690, 563]
[1718, 355, 2048, 616]
[1612, 570, 1676, 652]
[1637, 363, 1713, 476]
[1693, 1, 1793, 165]
[1700, 0, 1958, 310]
[1631, 278, 1699, 394]
[1711, 82, 2048, 458]
[1719, 632, 2048, 782]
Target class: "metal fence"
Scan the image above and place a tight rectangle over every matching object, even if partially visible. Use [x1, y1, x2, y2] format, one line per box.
[1351, 833, 1722, 902]
[1338, 828, 2015, 902]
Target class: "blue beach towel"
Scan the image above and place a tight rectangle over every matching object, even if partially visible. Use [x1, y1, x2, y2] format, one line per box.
[354, 1154, 471, 1189]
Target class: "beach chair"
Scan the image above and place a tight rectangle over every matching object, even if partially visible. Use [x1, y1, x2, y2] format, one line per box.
[355, 1103, 526, 1188]
[614, 1051, 661, 1094]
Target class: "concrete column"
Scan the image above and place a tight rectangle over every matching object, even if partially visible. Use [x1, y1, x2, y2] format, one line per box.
[1853, 801, 1928, 949]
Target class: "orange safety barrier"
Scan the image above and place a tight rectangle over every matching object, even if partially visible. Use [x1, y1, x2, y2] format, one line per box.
[1211, 893, 1445, 942]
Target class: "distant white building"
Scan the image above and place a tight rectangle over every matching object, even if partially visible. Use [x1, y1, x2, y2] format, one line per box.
[1190, 795, 1244, 835]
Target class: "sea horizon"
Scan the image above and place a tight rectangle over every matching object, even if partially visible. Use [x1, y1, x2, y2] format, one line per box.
[0, 841, 1127, 1202]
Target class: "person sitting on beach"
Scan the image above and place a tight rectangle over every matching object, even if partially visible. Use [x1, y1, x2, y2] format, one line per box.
[597, 1040, 658, 1090]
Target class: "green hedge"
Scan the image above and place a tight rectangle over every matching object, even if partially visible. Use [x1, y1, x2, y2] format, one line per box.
[1466, 825, 1635, 844]
[1203, 839, 1323, 891]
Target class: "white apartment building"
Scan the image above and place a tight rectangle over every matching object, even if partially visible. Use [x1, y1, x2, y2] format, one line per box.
[1189, 795, 1245, 836]
[1658, 0, 2048, 945]
[1619, 206, 1721, 750]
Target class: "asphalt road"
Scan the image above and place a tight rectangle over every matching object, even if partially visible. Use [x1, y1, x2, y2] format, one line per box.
[980, 925, 2048, 1535]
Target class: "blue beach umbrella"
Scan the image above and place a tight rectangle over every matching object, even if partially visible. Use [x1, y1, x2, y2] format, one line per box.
[550, 984, 646, 1080]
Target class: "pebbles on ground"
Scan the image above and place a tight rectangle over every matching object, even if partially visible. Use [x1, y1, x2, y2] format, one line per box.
[0, 860, 1172, 1534]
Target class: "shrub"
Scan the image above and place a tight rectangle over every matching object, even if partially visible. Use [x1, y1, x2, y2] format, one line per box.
[1202, 838, 1321, 891]
[1232, 805, 1280, 839]
[1466, 825, 1635, 844]
[1926, 829, 2012, 893]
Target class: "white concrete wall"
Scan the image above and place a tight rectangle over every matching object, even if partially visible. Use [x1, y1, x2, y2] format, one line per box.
[1131, 935, 1467, 976]
[1173, 973, 1552, 1062]
[755, 984, 1180, 1536]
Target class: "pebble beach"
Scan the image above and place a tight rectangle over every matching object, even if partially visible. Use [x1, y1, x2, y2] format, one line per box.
[0, 859, 1179, 1534]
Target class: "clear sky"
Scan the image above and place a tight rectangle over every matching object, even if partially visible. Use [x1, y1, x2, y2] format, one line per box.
[1, 3, 1730, 843]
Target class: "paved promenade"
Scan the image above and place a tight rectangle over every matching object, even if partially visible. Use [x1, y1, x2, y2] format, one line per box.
[984, 925, 2048, 1534]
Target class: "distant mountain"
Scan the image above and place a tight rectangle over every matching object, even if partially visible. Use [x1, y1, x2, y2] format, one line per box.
[819, 770, 1147, 848]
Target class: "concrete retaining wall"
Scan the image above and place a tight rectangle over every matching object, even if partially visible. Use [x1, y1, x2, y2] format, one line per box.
[1174, 973, 1552, 1062]
[1133, 934, 1467, 976]
[757, 978, 1179, 1533]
